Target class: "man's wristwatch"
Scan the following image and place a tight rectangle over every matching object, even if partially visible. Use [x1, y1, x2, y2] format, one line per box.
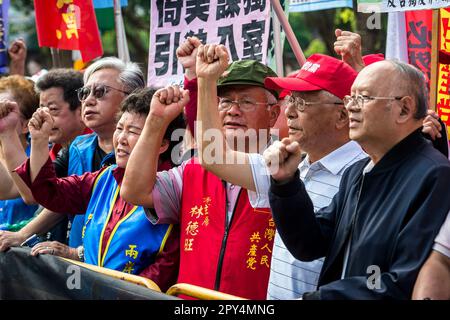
[77, 245, 84, 261]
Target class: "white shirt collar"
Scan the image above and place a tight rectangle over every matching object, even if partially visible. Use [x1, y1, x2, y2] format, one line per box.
[363, 160, 375, 174]
[301, 140, 366, 175]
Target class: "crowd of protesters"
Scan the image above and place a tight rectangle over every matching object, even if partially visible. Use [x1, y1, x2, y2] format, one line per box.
[0, 30, 449, 300]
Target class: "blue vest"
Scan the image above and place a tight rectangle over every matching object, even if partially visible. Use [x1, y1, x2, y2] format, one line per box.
[0, 143, 39, 231]
[83, 166, 172, 275]
[67, 133, 114, 247]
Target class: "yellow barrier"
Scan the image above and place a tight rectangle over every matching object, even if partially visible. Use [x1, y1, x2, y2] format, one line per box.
[166, 283, 246, 300]
[61, 257, 161, 292]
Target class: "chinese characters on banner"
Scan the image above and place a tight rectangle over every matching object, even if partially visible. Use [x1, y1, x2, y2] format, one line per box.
[406, 10, 432, 86]
[358, 0, 450, 12]
[0, 0, 9, 74]
[290, 0, 352, 12]
[34, 0, 103, 63]
[437, 8, 450, 127]
[148, 0, 271, 88]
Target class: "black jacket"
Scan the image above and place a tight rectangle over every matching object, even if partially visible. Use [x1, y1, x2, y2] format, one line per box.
[269, 129, 450, 299]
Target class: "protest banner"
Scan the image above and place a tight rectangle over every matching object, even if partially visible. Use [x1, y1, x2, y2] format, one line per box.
[148, 0, 271, 88]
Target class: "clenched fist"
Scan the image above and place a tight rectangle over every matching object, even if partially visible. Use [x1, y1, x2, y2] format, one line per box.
[264, 138, 302, 183]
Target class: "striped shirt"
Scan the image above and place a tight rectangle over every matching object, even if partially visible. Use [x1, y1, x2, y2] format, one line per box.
[247, 141, 367, 299]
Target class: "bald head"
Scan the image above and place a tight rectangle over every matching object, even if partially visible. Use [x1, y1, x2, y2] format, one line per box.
[347, 60, 428, 163]
[353, 61, 397, 94]
[354, 60, 428, 120]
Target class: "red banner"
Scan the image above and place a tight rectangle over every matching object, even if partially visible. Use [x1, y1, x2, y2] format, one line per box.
[437, 8, 450, 128]
[34, 0, 103, 62]
[406, 10, 432, 88]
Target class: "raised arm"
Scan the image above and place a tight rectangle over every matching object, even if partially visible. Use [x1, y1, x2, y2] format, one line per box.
[14, 107, 95, 214]
[0, 152, 20, 199]
[177, 36, 201, 136]
[196, 44, 256, 190]
[121, 86, 189, 208]
[334, 29, 365, 72]
[266, 138, 334, 261]
[28, 107, 55, 182]
[0, 100, 35, 203]
[8, 39, 27, 76]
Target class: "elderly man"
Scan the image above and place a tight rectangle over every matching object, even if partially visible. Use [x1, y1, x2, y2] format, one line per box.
[194, 49, 369, 299]
[121, 46, 280, 299]
[0, 57, 145, 255]
[36, 69, 89, 159]
[265, 60, 450, 299]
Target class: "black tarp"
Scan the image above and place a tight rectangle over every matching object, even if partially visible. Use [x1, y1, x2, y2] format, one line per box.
[0, 247, 178, 300]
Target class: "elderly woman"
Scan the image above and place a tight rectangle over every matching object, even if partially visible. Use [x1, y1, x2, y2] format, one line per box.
[0, 75, 39, 231]
[15, 87, 188, 291]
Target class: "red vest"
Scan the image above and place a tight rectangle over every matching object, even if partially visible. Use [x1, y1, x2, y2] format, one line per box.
[178, 158, 275, 300]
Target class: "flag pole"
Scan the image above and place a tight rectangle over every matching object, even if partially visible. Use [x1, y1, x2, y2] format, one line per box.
[270, 0, 306, 67]
[114, 0, 130, 62]
[272, 8, 284, 76]
[430, 9, 440, 112]
[50, 48, 61, 68]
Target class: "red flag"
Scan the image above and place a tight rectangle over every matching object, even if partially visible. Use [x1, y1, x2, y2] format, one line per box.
[405, 10, 432, 88]
[34, 0, 103, 62]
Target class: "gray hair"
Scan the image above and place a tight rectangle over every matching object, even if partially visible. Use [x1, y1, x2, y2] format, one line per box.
[83, 57, 145, 93]
[387, 60, 428, 119]
[265, 89, 278, 105]
[321, 90, 342, 102]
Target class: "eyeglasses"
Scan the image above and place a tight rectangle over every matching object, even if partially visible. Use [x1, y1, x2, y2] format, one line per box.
[286, 95, 343, 112]
[76, 84, 130, 102]
[343, 95, 404, 110]
[218, 98, 273, 112]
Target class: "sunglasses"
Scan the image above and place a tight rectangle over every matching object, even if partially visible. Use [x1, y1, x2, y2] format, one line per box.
[76, 84, 130, 102]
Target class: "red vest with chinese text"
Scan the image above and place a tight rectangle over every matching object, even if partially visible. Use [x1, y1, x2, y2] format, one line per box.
[178, 158, 274, 300]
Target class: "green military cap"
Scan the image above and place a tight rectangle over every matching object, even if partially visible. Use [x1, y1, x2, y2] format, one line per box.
[217, 60, 279, 99]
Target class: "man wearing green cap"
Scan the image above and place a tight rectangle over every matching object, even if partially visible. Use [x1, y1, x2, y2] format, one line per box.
[121, 44, 280, 299]
[198, 44, 280, 155]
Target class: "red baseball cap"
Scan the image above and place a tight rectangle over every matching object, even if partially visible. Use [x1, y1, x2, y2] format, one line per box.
[264, 54, 358, 100]
[362, 53, 385, 65]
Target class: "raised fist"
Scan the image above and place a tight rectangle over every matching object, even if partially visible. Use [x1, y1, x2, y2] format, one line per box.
[149, 85, 190, 124]
[28, 107, 54, 142]
[176, 36, 202, 80]
[334, 29, 365, 72]
[264, 138, 302, 183]
[8, 39, 27, 63]
[0, 100, 21, 135]
[196, 44, 230, 80]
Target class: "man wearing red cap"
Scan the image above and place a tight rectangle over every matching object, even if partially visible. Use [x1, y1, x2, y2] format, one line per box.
[191, 47, 366, 299]
[261, 53, 367, 299]
[266, 60, 450, 299]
